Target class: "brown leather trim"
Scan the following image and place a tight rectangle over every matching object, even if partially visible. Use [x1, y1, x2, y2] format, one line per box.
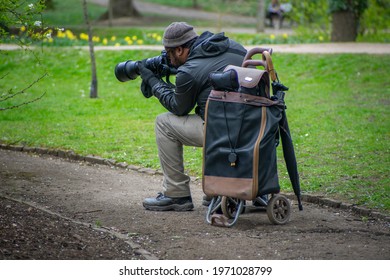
[203, 176, 255, 200]
[202, 99, 210, 188]
[209, 90, 279, 107]
[252, 107, 267, 197]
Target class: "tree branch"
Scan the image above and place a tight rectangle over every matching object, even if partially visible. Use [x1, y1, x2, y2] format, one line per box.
[0, 72, 48, 111]
[0, 72, 48, 102]
[0, 92, 46, 111]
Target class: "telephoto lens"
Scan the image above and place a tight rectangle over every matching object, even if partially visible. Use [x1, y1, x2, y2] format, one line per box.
[114, 60, 140, 82]
[114, 51, 176, 83]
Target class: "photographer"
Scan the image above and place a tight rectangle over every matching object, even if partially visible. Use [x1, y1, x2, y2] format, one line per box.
[138, 22, 247, 211]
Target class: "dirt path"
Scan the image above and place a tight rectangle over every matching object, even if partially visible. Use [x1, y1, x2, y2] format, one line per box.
[1, 148, 389, 260]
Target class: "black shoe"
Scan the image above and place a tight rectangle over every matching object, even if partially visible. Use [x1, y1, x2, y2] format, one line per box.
[253, 195, 268, 207]
[202, 195, 212, 206]
[143, 192, 194, 211]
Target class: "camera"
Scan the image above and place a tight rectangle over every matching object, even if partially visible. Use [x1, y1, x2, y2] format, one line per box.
[115, 50, 177, 82]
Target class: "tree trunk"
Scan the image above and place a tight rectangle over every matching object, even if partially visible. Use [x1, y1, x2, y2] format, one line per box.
[40, 0, 55, 10]
[331, 10, 358, 42]
[100, 0, 141, 20]
[108, 0, 114, 27]
[256, 0, 265, 33]
[82, 0, 98, 99]
[192, 0, 200, 9]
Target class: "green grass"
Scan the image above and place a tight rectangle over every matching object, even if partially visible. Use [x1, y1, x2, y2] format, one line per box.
[42, 0, 106, 27]
[0, 48, 389, 214]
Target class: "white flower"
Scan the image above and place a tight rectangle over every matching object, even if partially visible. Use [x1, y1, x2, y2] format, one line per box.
[28, 3, 34, 9]
[46, 33, 52, 39]
[34, 21, 42, 27]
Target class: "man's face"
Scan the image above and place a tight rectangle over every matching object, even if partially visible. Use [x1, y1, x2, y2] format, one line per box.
[165, 47, 188, 68]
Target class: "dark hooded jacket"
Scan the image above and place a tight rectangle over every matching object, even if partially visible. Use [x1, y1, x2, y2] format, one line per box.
[150, 31, 247, 119]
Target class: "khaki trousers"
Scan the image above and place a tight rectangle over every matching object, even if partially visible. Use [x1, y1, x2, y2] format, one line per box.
[155, 112, 204, 198]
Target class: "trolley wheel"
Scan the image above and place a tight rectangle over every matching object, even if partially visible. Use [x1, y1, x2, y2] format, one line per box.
[267, 195, 291, 225]
[221, 196, 245, 219]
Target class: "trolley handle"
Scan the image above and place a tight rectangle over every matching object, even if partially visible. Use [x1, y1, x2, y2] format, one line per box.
[242, 48, 277, 82]
[243, 47, 273, 61]
[242, 60, 267, 69]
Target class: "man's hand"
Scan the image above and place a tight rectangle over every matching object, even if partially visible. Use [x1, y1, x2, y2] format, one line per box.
[141, 80, 153, 98]
[138, 60, 155, 82]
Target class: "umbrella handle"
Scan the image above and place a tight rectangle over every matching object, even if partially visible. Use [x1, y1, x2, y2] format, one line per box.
[262, 51, 277, 82]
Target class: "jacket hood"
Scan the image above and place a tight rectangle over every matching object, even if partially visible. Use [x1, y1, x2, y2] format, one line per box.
[188, 31, 230, 60]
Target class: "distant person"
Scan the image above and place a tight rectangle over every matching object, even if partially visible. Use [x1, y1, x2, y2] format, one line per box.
[267, 0, 288, 29]
[138, 22, 247, 211]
